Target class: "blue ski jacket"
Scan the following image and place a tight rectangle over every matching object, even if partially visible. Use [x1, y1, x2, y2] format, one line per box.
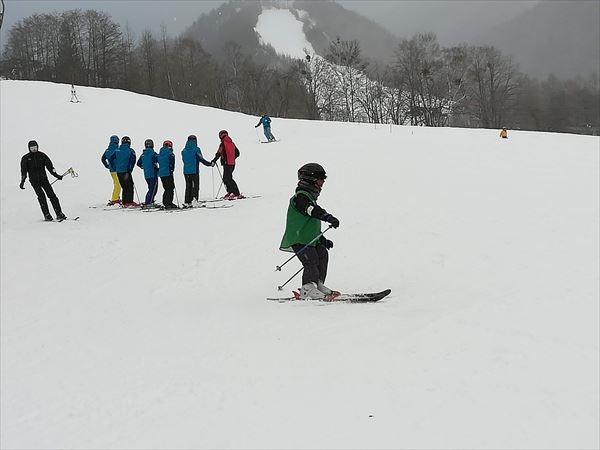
[157, 146, 175, 177]
[101, 135, 119, 172]
[137, 148, 159, 179]
[256, 115, 271, 128]
[112, 143, 136, 173]
[182, 139, 211, 175]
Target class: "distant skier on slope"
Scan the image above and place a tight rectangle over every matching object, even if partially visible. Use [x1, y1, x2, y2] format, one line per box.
[279, 163, 340, 300]
[101, 135, 122, 205]
[500, 127, 508, 139]
[255, 113, 276, 142]
[181, 135, 212, 207]
[20, 140, 67, 221]
[211, 130, 243, 199]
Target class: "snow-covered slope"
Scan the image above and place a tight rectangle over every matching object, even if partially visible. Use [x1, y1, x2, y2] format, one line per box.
[1, 80, 599, 449]
[255, 8, 315, 58]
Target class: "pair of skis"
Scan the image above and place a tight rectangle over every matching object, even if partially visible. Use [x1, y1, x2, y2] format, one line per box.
[267, 289, 391, 303]
[142, 204, 232, 213]
[45, 216, 80, 222]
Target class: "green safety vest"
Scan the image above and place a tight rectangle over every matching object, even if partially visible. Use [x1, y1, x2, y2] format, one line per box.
[279, 190, 321, 252]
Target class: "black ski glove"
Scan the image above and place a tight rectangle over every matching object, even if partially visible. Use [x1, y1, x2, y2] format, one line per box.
[322, 213, 340, 229]
[321, 237, 334, 249]
[55, 174, 63, 180]
[19, 180, 25, 190]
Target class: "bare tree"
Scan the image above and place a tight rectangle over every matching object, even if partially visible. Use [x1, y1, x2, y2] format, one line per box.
[160, 24, 175, 100]
[465, 46, 521, 128]
[139, 29, 158, 94]
[325, 37, 368, 122]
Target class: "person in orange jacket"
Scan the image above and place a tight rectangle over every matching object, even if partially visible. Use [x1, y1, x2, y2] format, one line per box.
[211, 130, 243, 199]
[500, 127, 508, 139]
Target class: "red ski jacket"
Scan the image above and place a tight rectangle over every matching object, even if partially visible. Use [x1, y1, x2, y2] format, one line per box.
[215, 135, 237, 166]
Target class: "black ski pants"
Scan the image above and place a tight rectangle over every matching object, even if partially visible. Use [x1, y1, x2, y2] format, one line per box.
[160, 175, 176, 207]
[222, 164, 240, 196]
[292, 243, 329, 286]
[30, 178, 62, 217]
[184, 173, 199, 204]
[117, 172, 134, 203]
[144, 177, 159, 205]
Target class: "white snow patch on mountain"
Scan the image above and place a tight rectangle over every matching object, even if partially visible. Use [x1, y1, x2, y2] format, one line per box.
[254, 8, 315, 59]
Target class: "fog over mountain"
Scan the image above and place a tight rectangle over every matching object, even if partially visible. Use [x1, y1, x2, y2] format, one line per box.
[1, 0, 598, 79]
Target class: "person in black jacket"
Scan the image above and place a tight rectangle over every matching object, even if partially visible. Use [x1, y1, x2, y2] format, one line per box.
[20, 140, 66, 221]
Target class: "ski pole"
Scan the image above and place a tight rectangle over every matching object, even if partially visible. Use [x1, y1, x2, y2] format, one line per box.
[51, 167, 78, 185]
[215, 164, 224, 198]
[275, 225, 332, 271]
[211, 166, 215, 198]
[174, 185, 180, 207]
[133, 182, 141, 204]
[277, 266, 303, 291]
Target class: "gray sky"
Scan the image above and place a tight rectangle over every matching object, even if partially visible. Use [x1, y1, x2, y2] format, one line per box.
[1, 0, 539, 48]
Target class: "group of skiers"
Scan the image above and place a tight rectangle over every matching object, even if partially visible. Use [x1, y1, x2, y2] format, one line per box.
[18, 115, 512, 299]
[100, 129, 242, 209]
[18, 114, 344, 300]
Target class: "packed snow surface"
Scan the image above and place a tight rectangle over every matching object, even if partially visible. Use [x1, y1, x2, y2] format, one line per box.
[1, 80, 599, 449]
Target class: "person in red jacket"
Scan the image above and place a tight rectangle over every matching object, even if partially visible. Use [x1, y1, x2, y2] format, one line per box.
[211, 129, 243, 199]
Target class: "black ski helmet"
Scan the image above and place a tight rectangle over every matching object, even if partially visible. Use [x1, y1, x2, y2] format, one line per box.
[121, 136, 131, 145]
[298, 163, 327, 182]
[144, 139, 154, 148]
[28, 140, 38, 150]
[218, 130, 228, 139]
[188, 135, 197, 141]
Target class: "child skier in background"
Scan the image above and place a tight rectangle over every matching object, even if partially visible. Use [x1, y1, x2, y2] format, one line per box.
[110, 136, 137, 207]
[136, 139, 159, 207]
[158, 140, 177, 209]
[279, 163, 340, 300]
[181, 134, 212, 207]
[101, 135, 121, 205]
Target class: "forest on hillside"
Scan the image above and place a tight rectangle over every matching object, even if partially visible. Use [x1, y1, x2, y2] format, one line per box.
[1, 9, 598, 135]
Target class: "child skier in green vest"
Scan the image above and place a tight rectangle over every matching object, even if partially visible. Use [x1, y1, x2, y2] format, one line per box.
[280, 163, 340, 300]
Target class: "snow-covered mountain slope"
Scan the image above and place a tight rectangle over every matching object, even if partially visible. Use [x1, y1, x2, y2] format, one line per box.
[1, 80, 599, 449]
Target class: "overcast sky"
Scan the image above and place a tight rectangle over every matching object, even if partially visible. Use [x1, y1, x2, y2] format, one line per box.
[1, 0, 540, 48]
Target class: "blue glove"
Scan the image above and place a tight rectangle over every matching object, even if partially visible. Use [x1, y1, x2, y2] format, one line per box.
[322, 213, 339, 229]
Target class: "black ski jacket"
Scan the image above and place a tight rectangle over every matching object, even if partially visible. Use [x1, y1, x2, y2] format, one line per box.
[20, 151, 60, 183]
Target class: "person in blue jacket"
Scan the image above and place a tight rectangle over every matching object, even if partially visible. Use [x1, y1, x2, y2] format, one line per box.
[157, 139, 177, 209]
[100, 135, 122, 205]
[109, 136, 137, 206]
[181, 135, 212, 207]
[136, 139, 159, 207]
[255, 113, 276, 142]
